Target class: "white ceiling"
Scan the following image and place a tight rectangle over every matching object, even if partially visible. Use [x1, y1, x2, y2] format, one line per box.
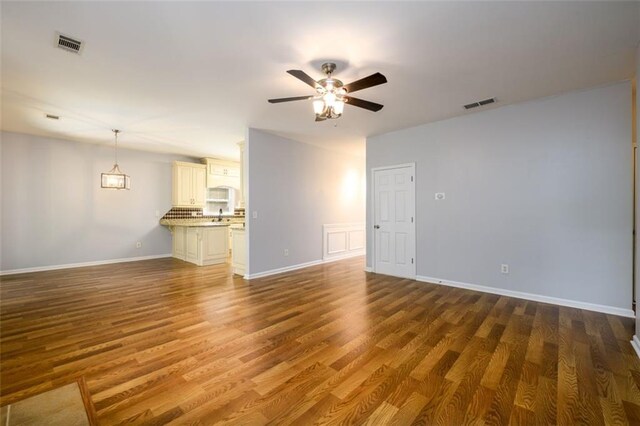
[2, 1, 638, 160]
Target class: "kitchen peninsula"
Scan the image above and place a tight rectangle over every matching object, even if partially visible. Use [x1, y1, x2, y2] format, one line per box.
[160, 208, 244, 263]
[160, 220, 230, 266]
[162, 158, 246, 269]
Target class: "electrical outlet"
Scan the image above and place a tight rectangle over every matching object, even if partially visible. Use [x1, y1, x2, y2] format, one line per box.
[252, 211, 258, 219]
[284, 249, 289, 256]
[501, 264, 509, 274]
[435, 192, 445, 200]
[136, 242, 142, 248]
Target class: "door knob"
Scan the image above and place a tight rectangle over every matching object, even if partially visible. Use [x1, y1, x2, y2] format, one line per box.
[374, 225, 380, 229]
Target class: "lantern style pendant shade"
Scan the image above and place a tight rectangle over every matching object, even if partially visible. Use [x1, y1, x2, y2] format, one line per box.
[101, 129, 130, 190]
[101, 164, 130, 189]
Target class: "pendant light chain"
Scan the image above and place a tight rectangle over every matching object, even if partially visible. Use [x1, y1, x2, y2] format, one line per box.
[113, 129, 119, 166]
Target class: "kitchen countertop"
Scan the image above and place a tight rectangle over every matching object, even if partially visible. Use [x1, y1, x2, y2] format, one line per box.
[160, 219, 231, 227]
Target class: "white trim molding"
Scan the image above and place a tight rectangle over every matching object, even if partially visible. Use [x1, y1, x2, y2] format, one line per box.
[364, 266, 373, 272]
[0, 254, 172, 276]
[245, 254, 364, 280]
[631, 336, 640, 359]
[322, 223, 365, 261]
[244, 259, 324, 280]
[416, 275, 635, 318]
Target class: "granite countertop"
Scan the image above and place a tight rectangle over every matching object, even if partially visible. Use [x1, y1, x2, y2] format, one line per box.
[160, 219, 231, 227]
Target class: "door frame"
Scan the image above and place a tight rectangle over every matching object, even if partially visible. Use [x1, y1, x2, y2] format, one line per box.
[371, 162, 417, 279]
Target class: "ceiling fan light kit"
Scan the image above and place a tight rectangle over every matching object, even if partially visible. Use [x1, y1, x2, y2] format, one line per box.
[268, 62, 387, 121]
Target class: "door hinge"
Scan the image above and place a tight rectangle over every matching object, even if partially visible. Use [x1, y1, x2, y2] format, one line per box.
[411, 217, 414, 223]
[411, 176, 414, 182]
[411, 258, 414, 264]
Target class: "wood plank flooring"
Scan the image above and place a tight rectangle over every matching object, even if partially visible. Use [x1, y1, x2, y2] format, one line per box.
[2, 256, 640, 424]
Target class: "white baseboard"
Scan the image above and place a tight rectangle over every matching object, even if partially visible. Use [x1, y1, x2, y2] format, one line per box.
[323, 249, 365, 263]
[631, 336, 640, 359]
[0, 254, 172, 276]
[416, 275, 634, 318]
[364, 266, 373, 272]
[245, 251, 363, 280]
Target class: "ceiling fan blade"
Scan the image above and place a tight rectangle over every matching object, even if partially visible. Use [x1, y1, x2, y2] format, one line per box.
[287, 70, 320, 89]
[343, 72, 387, 93]
[344, 96, 384, 112]
[315, 115, 327, 122]
[268, 95, 314, 104]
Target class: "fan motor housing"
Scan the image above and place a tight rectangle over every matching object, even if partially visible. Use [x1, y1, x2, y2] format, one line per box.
[317, 78, 344, 90]
[321, 62, 336, 75]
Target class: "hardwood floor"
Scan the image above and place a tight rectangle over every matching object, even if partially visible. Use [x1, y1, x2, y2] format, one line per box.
[2, 256, 640, 425]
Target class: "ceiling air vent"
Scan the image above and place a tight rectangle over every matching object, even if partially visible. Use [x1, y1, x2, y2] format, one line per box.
[464, 97, 496, 110]
[56, 33, 83, 54]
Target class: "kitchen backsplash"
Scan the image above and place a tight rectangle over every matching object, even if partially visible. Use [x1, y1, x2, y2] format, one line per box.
[161, 207, 244, 220]
[161, 207, 204, 219]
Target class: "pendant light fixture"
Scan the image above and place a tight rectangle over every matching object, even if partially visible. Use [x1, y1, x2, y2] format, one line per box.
[101, 129, 130, 190]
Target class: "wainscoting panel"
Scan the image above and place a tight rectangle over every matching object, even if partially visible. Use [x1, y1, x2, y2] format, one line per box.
[323, 223, 366, 261]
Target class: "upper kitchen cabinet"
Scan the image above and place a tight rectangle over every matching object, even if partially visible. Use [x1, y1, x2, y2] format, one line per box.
[202, 158, 240, 189]
[172, 161, 206, 207]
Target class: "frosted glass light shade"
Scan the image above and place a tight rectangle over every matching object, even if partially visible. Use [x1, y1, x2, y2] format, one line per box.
[333, 100, 345, 115]
[101, 164, 131, 190]
[324, 92, 336, 107]
[313, 99, 325, 114]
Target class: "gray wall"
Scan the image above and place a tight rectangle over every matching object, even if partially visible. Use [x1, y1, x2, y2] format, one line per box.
[0, 131, 193, 271]
[246, 128, 365, 275]
[367, 82, 632, 310]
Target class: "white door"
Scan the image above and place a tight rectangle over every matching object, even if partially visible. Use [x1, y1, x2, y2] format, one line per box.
[373, 164, 416, 278]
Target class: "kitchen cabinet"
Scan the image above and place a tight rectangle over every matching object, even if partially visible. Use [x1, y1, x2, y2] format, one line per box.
[173, 227, 187, 260]
[205, 187, 236, 215]
[202, 158, 240, 189]
[171, 225, 229, 266]
[200, 227, 229, 264]
[231, 227, 246, 276]
[172, 161, 206, 207]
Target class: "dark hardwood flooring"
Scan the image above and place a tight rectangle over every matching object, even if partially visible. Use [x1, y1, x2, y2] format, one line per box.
[2, 256, 640, 424]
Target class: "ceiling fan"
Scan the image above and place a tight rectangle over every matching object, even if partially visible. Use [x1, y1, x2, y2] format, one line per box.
[268, 62, 387, 121]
